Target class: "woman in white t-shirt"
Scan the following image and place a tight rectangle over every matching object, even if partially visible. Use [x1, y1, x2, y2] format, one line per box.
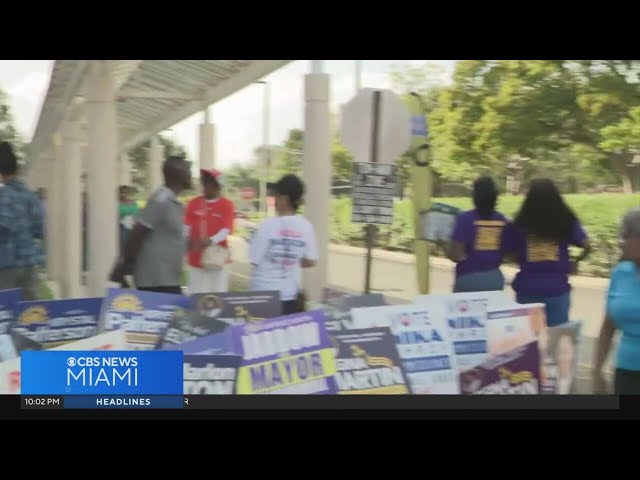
[249, 174, 318, 315]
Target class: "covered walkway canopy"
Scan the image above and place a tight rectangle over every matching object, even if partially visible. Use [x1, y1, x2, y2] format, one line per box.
[26, 60, 331, 302]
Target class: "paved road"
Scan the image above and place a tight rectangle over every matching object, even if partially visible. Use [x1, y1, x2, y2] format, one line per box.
[227, 236, 615, 392]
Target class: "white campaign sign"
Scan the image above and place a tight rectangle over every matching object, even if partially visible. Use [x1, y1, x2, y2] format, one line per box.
[351, 304, 459, 394]
[0, 330, 127, 395]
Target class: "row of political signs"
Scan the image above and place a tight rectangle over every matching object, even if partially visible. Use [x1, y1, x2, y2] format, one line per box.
[0, 285, 581, 395]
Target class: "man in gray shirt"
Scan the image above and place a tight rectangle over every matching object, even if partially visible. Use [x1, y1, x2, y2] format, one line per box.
[110, 156, 192, 294]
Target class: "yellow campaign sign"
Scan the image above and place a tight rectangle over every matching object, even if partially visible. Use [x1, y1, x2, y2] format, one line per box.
[236, 348, 337, 395]
[407, 93, 432, 294]
[338, 384, 409, 395]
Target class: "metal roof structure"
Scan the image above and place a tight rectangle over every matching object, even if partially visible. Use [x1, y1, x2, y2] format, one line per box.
[28, 60, 291, 163]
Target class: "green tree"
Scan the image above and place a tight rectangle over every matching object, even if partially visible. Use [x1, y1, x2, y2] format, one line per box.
[127, 135, 190, 197]
[428, 60, 639, 191]
[600, 105, 640, 192]
[0, 89, 24, 165]
[387, 62, 449, 194]
[270, 127, 355, 185]
[271, 129, 303, 178]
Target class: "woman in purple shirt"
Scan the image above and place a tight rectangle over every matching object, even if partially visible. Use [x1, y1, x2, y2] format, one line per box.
[447, 176, 509, 293]
[505, 179, 591, 327]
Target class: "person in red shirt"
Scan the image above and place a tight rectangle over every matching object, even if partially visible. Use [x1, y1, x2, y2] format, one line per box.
[184, 169, 235, 294]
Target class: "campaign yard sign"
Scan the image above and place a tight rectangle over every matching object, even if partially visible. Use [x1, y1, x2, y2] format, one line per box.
[540, 322, 581, 395]
[0, 335, 17, 362]
[0, 289, 22, 335]
[333, 327, 409, 394]
[183, 354, 242, 394]
[0, 330, 127, 394]
[324, 294, 388, 332]
[12, 297, 102, 348]
[161, 330, 233, 355]
[231, 310, 337, 395]
[351, 304, 459, 394]
[158, 291, 281, 349]
[459, 341, 540, 394]
[417, 293, 489, 372]
[99, 288, 189, 350]
[191, 291, 281, 327]
[322, 287, 353, 307]
[414, 291, 515, 311]
[485, 303, 546, 356]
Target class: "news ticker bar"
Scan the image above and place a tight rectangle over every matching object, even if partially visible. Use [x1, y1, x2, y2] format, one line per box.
[22, 395, 620, 410]
[22, 396, 185, 409]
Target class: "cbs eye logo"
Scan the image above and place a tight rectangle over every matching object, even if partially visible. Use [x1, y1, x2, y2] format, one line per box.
[67, 357, 77, 366]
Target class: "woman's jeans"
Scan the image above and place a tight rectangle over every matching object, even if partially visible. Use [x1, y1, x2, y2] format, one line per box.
[454, 268, 504, 293]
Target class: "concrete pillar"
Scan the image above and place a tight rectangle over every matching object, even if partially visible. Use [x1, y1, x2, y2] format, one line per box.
[43, 153, 59, 282]
[149, 136, 164, 193]
[199, 108, 215, 170]
[50, 144, 67, 285]
[85, 61, 119, 297]
[60, 119, 83, 298]
[302, 61, 331, 303]
[119, 153, 132, 187]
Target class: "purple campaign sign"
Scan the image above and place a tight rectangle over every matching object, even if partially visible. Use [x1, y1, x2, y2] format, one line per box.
[231, 310, 337, 394]
[460, 341, 540, 395]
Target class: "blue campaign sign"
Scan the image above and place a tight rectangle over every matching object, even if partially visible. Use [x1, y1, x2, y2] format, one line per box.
[21, 350, 183, 395]
[411, 115, 428, 137]
[12, 297, 102, 348]
[99, 288, 190, 350]
[160, 330, 232, 354]
[0, 289, 23, 335]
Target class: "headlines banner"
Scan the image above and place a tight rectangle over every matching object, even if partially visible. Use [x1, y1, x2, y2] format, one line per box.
[21, 350, 183, 395]
[99, 288, 189, 350]
[460, 341, 540, 394]
[333, 327, 409, 394]
[351, 304, 459, 394]
[183, 354, 241, 394]
[12, 297, 102, 348]
[0, 288, 22, 335]
[231, 310, 337, 394]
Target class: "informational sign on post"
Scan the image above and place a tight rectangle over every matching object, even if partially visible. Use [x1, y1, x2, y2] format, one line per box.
[351, 162, 397, 225]
[341, 88, 410, 294]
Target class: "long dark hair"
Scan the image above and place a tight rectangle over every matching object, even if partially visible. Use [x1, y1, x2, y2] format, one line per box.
[513, 178, 577, 242]
[472, 176, 498, 217]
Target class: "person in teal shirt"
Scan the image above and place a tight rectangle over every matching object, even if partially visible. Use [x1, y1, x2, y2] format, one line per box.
[118, 185, 139, 254]
[593, 207, 640, 394]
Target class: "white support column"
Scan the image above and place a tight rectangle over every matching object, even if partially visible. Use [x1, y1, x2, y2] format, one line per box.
[302, 61, 331, 303]
[119, 153, 132, 187]
[86, 61, 119, 297]
[149, 136, 164, 193]
[60, 119, 84, 298]
[44, 152, 59, 282]
[199, 108, 216, 170]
